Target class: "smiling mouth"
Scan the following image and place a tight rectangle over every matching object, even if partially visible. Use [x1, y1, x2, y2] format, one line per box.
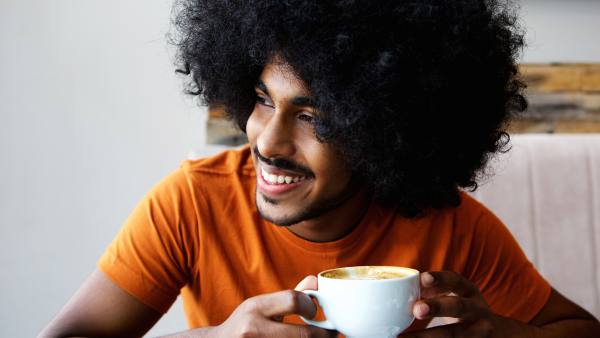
[257, 163, 312, 197]
[260, 167, 307, 185]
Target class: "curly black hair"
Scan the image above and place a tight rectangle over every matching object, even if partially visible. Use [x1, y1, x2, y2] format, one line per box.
[173, 0, 527, 217]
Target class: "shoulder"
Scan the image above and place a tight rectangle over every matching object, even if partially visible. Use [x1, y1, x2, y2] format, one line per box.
[417, 191, 496, 227]
[182, 145, 255, 177]
[420, 191, 507, 245]
[177, 145, 256, 203]
[451, 191, 516, 249]
[140, 145, 255, 214]
[377, 191, 498, 231]
[376, 190, 505, 236]
[454, 191, 501, 228]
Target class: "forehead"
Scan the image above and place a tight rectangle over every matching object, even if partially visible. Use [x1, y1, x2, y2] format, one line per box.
[258, 62, 309, 98]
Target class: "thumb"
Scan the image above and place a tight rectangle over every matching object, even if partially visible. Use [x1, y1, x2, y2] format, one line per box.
[295, 275, 318, 291]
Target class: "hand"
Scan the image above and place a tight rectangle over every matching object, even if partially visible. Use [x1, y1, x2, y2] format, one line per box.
[401, 271, 497, 337]
[211, 276, 336, 338]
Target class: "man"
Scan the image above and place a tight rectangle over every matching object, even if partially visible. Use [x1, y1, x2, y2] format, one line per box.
[40, 0, 600, 337]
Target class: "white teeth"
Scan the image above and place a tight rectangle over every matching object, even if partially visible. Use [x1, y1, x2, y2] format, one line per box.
[261, 167, 305, 185]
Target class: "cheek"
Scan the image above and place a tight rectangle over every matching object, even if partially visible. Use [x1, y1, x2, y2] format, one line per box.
[245, 110, 260, 143]
[307, 144, 352, 185]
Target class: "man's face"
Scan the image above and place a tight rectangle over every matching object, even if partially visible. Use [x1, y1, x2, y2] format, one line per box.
[246, 61, 355, 226]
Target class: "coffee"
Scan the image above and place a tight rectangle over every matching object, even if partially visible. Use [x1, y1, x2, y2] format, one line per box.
[301, 265, 420, 338]
[322, 266, 411, 280]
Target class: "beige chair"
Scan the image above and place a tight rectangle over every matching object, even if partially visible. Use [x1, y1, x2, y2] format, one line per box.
[472, 134, 600, 319]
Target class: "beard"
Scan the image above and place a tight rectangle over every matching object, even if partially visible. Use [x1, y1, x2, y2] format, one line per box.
[255, 174, 362, 227]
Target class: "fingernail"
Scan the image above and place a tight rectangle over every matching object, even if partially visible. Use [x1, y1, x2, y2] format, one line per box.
[300, 293, 318, 318]
[421, 272, 435, 286]
[414, 302, 429, 318]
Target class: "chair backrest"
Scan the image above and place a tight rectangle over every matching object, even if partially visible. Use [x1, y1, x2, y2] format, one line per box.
[471, 134, 600, 318]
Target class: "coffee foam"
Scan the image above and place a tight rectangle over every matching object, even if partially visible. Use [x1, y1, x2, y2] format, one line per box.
[322, 266, 415, 280]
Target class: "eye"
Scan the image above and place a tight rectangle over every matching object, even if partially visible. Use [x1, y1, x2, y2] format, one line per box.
[255, 94, 274, 108]
[298, 112, 314, 124]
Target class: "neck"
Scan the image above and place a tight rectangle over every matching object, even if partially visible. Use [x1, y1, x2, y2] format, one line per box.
[286, 187, 371, 242]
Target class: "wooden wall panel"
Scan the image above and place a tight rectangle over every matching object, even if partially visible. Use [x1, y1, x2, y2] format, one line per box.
[521, 64, 600, 92]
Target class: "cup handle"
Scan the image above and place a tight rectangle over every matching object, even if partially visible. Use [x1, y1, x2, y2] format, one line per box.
[299, 290, 336, 330]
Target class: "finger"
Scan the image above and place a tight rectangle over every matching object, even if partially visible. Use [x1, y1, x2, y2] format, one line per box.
[413, 296, 488, 321]
[295, 275, 318, 291]
[252, 290, 317, 319]
[420, 271, 479, 298]
[266, 321, 338, 338]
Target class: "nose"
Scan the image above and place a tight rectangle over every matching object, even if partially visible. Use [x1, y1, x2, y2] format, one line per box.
[255, 111, 296, 160]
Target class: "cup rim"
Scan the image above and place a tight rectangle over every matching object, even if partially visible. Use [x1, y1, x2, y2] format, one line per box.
[318, 265, 420, 281]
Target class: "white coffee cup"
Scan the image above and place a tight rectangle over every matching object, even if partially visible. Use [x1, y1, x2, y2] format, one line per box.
[300, 266, 420, 338]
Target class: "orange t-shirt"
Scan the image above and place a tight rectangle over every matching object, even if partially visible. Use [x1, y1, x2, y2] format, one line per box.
[98, 145, 551, 331]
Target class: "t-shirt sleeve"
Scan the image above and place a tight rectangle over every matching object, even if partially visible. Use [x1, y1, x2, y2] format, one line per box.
[98, 168, 197, 314]
[461, 200, 551, 323]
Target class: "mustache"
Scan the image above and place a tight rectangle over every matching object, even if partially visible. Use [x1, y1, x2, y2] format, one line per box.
[254, 146, 314, 177]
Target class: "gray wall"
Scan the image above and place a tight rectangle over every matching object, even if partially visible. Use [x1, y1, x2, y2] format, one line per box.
[522, 0, 600, 63]
[0, 1, 598, 337]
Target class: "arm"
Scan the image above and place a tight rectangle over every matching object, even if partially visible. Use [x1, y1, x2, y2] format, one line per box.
[42, 169, 191, 337]
[157, 276, 335, 338]
[38, 269, 162, 338]
[40, 272, 335, 338]
[527, 287, 600, 337]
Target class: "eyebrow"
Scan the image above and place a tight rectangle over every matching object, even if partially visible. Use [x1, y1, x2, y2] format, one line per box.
[255, 80, 314, 107]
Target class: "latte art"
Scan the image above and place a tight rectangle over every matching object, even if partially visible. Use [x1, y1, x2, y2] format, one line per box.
[322, 266, 412, 280]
